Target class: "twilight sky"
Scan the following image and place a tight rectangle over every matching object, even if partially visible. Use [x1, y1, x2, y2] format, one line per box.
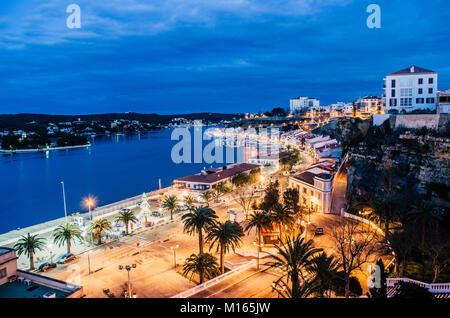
[0, 0, 449, 115]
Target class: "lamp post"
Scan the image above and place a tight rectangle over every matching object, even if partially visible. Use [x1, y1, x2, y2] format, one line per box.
[253, 241, 264, 270]
[48, 243, 55, 263]
[87, 251, 92, 275]
[170, 244, 179, 268]
[119, 264, 137, 298]
[61, 181, 68, 224]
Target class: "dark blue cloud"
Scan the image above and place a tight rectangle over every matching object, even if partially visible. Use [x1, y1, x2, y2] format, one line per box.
[0, 0, 449, 114]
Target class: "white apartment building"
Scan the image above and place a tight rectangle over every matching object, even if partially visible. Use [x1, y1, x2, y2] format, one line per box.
[290, 96, 320, 114]
[355, 96, 383, 113]
[384, 66, 438, 113]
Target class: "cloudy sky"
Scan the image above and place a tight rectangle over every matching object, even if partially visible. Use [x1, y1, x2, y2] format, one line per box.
[0, 0, 449, 114]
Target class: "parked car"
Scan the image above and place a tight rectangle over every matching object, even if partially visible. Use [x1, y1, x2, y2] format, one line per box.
[38, 262, 57, 272]
[315, 227, 324, 235]
[56, 253, 76, 264]
[151, 211, 162, 217]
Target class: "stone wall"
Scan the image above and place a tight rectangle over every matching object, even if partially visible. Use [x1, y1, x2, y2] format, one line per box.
[394, 114, 439, 130]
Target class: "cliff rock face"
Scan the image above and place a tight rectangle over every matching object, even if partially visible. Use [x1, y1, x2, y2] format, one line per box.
[347, 123, 450, 204]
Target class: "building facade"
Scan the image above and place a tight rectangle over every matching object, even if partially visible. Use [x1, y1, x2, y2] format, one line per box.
[355, 96, 383, 113]
[173, 163, 260, 192]
[288, 167, 333, 214]
[384, 66, 438, 113]
[0, 247, 82, 298]
[290, 96, 320, 114]
[438, 88, 450, 114]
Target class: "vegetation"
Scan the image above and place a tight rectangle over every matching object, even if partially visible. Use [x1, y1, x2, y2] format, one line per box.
[259, 181, 280, 212]
[206, 221, 244, 273]
[89, 218, 112, 245]
[53, 223, 83, 254]
[265, 235, 322, 298]
[162, 194, 178, 220]
[244, 211, 273, 251]
[182, 206, 218, 254]
[115, 210, 138, 235]
[200, 190, 214, 206]
[182, 253, 220, 284]
[283, 188, 300, 214]
[13, 233, 46, 270]
[306, 253, 340, 298]
[331, 221, 379, 298]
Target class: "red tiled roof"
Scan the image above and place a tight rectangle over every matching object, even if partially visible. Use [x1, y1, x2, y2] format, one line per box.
[174, 163, 260, 184]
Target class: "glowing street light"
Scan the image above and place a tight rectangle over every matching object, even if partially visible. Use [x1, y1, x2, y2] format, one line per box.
[118, 264, 137, 298]
[83, 195, 97, 220]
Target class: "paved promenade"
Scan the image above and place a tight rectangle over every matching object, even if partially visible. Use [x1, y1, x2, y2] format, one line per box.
[0, 186, 171, 269]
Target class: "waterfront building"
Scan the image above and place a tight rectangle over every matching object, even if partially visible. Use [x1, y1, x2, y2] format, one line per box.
[384, 66, 438, 113]
[0, 247, 82, 298]
[290, 96, 320, 114]
[438, 88, 450, 114]
[173, 163, 260, 192]
[247, 150, 290, 169]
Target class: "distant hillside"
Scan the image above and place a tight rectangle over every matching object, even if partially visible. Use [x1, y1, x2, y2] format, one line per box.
[0, 112, 241, 131]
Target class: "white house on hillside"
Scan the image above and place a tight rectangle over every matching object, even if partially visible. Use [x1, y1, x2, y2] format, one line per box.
[384, 66, 438, 113]
[290, 96, 320, 114]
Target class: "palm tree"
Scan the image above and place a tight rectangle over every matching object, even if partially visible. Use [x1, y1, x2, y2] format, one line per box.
[201, 190, 213, 206]
[14, 233, 46, 270]
[245, 211, 273, 252]
[115, 210, 138, 235]
[162, 194, 178, 220]
[206, 221, 244, 273]
[265, 235, 322, 298]
[271, 204, 295, 242]
[214, 182, 232, 203]
[272, 279, 319, 298]
[53, 223, 83, 254]
[182, 206, 218, 254]
[184, 194, 195, 211]
[89, 218, 112, 245]
[182, 253, 220, 284]
[306, 252, 340, 297]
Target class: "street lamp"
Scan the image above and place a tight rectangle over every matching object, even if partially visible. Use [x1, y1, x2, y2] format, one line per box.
[48, 243, 55, 263]
[253, 241, 264, 270]
[87, 250, 92, 275]
[61, 181, 68, 224]
[170, 244, 179, 268]
[118, 264, 137, 298]
[83, 196, 97, 220]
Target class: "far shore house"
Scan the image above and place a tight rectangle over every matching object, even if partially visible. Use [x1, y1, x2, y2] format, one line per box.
[0, 247, 83, 298]
[173, 163, 261, 191]
[247, 150, 290, 168]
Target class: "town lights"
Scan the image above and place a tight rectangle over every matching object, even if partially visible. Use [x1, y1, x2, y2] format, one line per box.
[83, 195, 97, 220]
